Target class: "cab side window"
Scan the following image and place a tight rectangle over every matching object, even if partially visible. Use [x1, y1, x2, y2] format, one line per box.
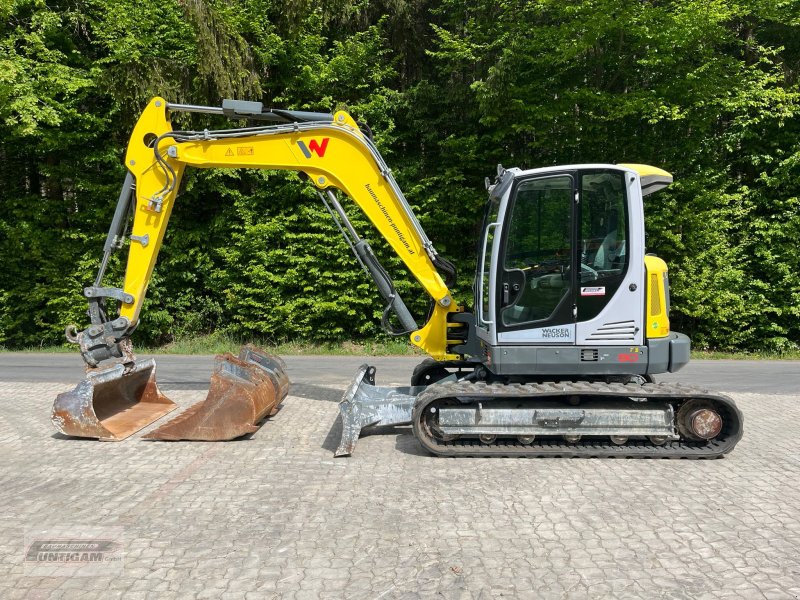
[578, 172, 629, 320]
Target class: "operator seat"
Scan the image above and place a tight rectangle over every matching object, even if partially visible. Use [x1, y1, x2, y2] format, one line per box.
[593, 212, 625, 271]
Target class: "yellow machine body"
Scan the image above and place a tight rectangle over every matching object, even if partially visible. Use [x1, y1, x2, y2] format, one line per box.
[644, 255, 671, 339]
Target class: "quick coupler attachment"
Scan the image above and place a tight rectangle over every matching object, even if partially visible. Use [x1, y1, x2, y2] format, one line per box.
[334, 365, 424, 457]
[143, 345, 289, 441]
[52, 359, 177, 441]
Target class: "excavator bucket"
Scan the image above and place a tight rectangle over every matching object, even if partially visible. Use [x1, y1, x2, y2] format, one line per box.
[52, 359, 177, 441]
[143, 346, 289, 441]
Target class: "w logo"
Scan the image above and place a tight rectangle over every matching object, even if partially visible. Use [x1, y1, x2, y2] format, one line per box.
[297, 138, 330, 158]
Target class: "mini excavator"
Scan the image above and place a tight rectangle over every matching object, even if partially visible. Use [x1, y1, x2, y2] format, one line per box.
[53, 98, 743, 457]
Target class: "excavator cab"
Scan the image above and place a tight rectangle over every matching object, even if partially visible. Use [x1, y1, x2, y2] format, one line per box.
[474, 164, 687, 378]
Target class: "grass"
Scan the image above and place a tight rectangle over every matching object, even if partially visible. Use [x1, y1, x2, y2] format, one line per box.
[691, 349, 800, 360]
[5, 332, 423, 356]
[143, 333, 422, 356]
[4, 333, 800, 359]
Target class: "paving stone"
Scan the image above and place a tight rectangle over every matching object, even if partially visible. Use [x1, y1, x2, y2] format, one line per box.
[1, 383, 799, 598]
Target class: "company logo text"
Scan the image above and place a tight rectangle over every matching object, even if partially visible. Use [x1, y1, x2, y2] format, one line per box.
[541, 328, 571, 339]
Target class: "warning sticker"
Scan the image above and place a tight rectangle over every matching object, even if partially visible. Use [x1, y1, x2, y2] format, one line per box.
[581, 286, 606, 296]
[224, 148, 234, 157]
[237, 147, 254, 156]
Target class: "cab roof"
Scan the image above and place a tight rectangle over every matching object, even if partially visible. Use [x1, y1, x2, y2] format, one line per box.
[501, 163, 673, 197]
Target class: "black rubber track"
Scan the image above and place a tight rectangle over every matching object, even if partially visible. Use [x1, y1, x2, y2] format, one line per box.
[411, 381, 743, 459]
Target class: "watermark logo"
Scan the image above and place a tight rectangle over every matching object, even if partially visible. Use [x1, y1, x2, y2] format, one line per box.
[24, 526, 124, 576]
[297, 138, 330, 158]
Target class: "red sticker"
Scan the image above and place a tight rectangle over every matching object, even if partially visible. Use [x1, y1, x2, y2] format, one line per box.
[618, 353, 640, 363]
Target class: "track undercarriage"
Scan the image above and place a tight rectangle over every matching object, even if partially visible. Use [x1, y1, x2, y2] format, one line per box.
[336, 366, 743, 459]
[412, 380, 742, 458]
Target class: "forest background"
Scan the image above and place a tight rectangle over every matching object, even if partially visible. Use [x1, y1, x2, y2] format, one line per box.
[2, 0, 799, 352]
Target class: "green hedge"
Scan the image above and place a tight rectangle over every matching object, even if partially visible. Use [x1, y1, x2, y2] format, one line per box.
[1, 1, 798, 351]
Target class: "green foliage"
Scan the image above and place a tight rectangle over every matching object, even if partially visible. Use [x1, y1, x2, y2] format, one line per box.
[0, 0, 799, 351]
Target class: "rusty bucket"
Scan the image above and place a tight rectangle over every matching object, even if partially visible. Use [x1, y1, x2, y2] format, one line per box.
[52, 359, 177, 441]
[143, 345, 289, 441]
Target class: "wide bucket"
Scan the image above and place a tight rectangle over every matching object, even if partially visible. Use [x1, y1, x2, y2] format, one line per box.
[143, 345, 289, 441]
[52, 359, 177, 441]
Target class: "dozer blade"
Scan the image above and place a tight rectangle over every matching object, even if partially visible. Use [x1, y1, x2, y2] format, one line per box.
[52, 359, 177, 441]
[143, 346, 289, 441]
[335, 365, 422, 457]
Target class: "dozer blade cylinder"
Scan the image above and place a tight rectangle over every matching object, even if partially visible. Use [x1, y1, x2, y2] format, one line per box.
[52, 359, 177, 441]
[143, 347, 289, 441]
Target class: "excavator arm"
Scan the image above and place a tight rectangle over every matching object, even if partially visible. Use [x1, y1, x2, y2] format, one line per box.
[72, 97, 463, 369]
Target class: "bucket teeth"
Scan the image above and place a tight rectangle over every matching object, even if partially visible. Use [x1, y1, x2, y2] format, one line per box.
[143, 346, 289, 441]
[52, 359, 177, 441]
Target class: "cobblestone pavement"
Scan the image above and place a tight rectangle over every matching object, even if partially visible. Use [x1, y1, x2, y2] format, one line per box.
[0, 371, 799, 599]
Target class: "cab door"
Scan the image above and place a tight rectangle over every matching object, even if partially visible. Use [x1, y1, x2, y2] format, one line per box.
[495, 174, 577, 343]
[575, 170, 644, 345]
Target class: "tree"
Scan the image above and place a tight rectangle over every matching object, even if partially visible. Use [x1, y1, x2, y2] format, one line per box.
[1, 0, 798, 351]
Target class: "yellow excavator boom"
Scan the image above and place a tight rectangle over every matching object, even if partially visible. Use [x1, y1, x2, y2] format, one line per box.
[122, 97, 460, 359]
